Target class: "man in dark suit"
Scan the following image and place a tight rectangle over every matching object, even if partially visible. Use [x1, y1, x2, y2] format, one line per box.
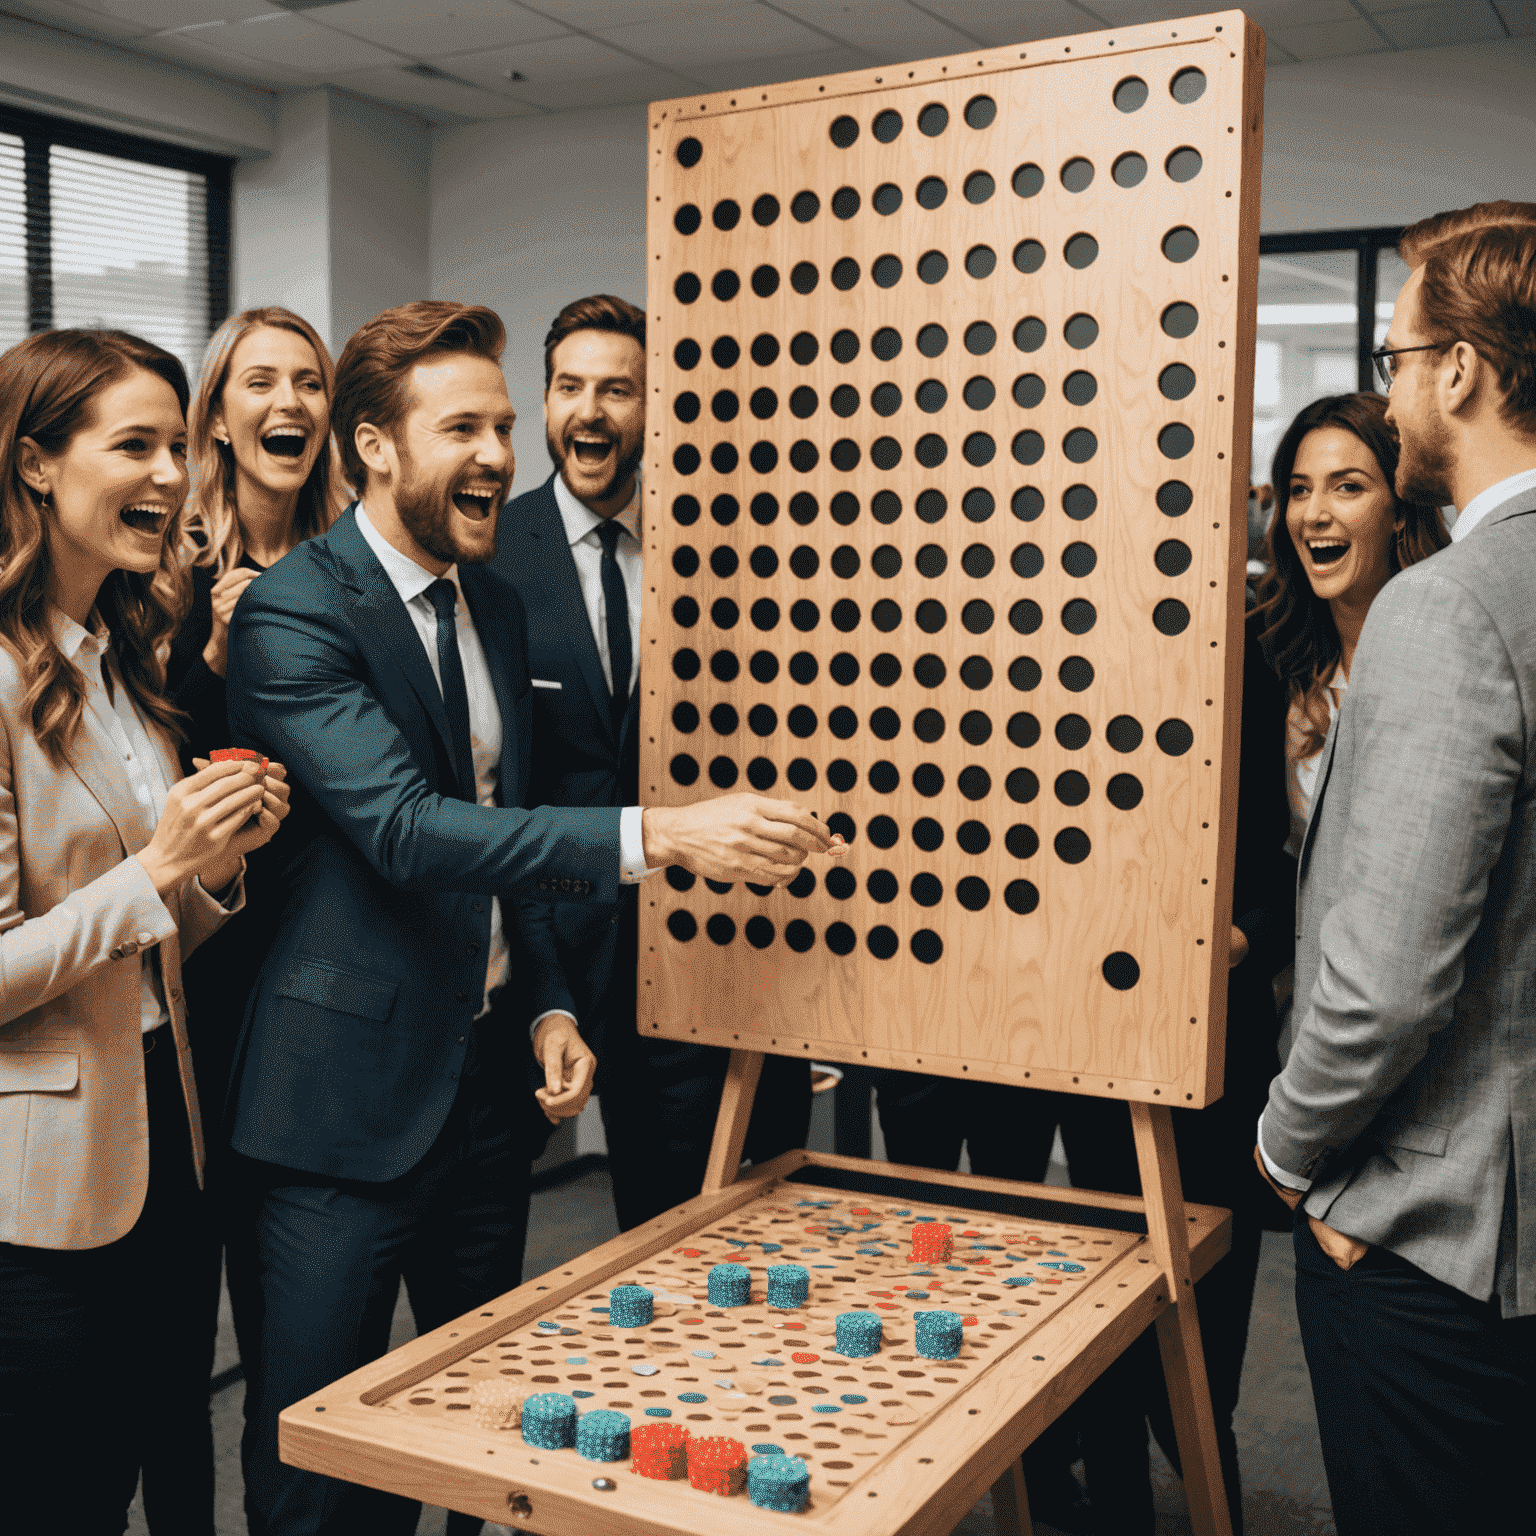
[496, 294, 812, 1232]
[224, 300, 838, 1536]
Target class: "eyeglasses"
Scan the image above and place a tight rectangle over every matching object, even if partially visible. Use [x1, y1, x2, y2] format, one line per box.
[1371, 342, 1448, 390]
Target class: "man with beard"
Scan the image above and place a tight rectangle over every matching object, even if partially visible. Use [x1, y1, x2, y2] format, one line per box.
[1256, 202, 1536, 1536]
[495, 294, 813, 1232]
[222, 301, 839, 1536]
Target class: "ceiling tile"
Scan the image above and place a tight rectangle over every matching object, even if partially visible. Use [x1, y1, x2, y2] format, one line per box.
[1268, 14, 1391, 57]
[915, 1, 1098, 46]
[131, 27, 315, 85]
[101, 0, 273, 25]
[515, 0, 740, 27]
[682, 44, 876, 91]
[302, 0, 569, 58]
[442, 31, 651, 87]
[767, 1, 974, 54]
[1239, 0, 1363, 28]
[596, 3, 832, 67]
[500, 62, 696, 109]
[187, 11, 402, 71]
[1495, 0, 1536, 35]
[330, 63, 536, 120]
[0, 0, 154, 39]
[1373, 3, 1505, 47]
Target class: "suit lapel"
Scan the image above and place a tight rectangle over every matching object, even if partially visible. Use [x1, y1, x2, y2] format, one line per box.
[526, 479, 616, 747]
[1298, 706, 1342, 882]
[329, 508, 457, 767]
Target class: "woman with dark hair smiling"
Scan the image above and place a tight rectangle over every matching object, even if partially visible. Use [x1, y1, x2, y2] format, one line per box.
[0, 328, 289, 1533]
[1255, 391, 1449, 856]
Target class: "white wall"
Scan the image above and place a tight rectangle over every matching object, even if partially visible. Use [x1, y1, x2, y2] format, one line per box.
[232, 89, 430, 361]
[1261, 38, 1536, 233]
[429, 105, 648, 471]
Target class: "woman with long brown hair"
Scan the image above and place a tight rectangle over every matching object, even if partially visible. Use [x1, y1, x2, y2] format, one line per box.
[1255, 391, 1449, 855]
[0, 328, 289, 1533]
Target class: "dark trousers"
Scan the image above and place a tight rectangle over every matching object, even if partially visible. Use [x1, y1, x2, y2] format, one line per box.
[1294, 1215, 1536, 1536]
[235, 1027, 534, 1536]
[601, 1041, 813, 1231]
[0, 1031, 221, 1536]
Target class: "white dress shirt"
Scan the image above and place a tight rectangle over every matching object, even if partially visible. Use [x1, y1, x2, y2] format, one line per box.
[1449, 464, 1536, 543]
[356, 505, 563, 1029]
[548, 473, 657, 885]
[53, 607, 239, 1032]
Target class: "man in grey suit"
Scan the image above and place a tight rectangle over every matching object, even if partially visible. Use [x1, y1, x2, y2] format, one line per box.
[1257, 202, 1536, 1535]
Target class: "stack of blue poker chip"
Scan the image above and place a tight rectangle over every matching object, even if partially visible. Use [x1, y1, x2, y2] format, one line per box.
[708, 1261, 751, 1308]
[608, 1284, 654, 1328]
[765, 1263, 810, 1308]
[575, 1409, 631, 1462]
[748, 1453, 811, 1512]
[914, 1309, 963, 1360]
[521, 1392, 578, 1448]
[835, 1311, 882, 1357]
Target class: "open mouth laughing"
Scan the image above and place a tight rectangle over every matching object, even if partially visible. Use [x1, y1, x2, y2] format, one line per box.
[1306, 538, 1349, 567]
[261, 425, 310, 460]
[120, 503, 171, 536]
[568, 432, 615, 470]
[452, 483, 500, 521]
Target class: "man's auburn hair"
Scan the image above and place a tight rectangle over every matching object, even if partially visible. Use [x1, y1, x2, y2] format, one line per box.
[1399, 202, 1536, 437]
[543, 294, 645, 389]
[333, 301, 506, 487]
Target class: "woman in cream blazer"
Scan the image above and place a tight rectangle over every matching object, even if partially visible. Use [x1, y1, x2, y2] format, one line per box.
[0, 328, 288, 1535]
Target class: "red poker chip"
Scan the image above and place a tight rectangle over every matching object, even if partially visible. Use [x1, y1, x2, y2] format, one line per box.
[875, 1302, 897, 1310]
[791, 1351, 819, 1363]
[962, 1316, 979, 1326]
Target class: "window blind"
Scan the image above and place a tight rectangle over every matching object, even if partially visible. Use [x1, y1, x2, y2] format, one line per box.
[0, 106, 231, 380]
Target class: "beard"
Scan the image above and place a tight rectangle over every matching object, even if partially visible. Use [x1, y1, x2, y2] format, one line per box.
[1394, 404, 1456, 510]
[394, 440, 505, 566]
[547, 422, 644, 506]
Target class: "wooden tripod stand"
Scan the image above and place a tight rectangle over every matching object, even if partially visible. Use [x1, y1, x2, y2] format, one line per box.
[702, 1050, 1234, 1536]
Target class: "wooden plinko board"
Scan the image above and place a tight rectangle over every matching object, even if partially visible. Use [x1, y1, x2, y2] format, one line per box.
[638, 11, 1264, 1107]
[279, 1152, 1231, 1536]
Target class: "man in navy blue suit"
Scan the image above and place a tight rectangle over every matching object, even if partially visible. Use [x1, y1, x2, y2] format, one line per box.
[496, 294, 813, 1232]
[224, 300, 838, 1536]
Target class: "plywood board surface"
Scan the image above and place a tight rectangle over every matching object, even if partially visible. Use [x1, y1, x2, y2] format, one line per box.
[638, 11, 1263, 1106]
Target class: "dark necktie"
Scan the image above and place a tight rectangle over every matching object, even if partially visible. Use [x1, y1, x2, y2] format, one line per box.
[426, 578, 476, 802]
[595, 519, 633, 729]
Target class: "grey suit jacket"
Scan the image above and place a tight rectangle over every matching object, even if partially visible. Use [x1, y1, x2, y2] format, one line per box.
[1261, 480, 1536, 1311]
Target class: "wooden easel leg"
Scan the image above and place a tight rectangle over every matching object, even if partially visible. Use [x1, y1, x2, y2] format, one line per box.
[988, 1459, 1032, 1536]
[700, 1049, 765, 1192]
[1130, 1101, 1233, 1536]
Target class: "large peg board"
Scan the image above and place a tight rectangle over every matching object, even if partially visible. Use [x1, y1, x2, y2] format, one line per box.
[638, 11, 1263, 1108]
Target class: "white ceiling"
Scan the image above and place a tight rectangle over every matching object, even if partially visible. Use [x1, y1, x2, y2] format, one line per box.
[3, 0, 1531, 124]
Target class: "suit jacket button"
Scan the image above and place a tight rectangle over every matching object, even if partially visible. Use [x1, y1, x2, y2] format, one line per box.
[472, 900, 483, 913]
[467, 942, 479, 957]
[539, 878, 549, 891]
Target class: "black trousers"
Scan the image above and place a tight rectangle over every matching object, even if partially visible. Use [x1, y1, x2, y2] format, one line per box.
[0, 1031, 221, 1536]
[1294, 1214, 1536, 1536]
[601, 1041, 813, 1231]
[234, 1024, 535, 1536]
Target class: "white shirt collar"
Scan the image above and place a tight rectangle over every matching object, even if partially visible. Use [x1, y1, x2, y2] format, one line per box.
[1449, 466, 1536, 544]
[49, 604, 110, 663]
[551, 471, 641, 550]
[354, 501, 460, 605]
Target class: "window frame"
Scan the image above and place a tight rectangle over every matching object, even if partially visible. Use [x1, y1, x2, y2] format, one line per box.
[1258, 226, 1406, 394]
[0, 102, 231, 339]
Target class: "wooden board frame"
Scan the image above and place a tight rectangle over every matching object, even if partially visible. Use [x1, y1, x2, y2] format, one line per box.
[279, 1146, 1231, 1536]
[637, 9, 1264, 1109]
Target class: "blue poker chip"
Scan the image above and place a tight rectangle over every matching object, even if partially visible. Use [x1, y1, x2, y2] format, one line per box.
[571, 1389, 594, 1398]
[575, 1409, 631, 1463]
[840, 1394, 867, 1404]
[812, 1404, 841, 1414]
[521, 1392, 577, 1449]
[762, 1243, 783, 1252]
[748, 1453, 811, 1513]
[752, 1443, 784, 1455]
[678, 1392, 707, 1404]
[645, 1407, 673, 1417]
[565, 1355, 588, 1364]
[537, 1320, 561, 1330]
[905, 1291, 930, 1299]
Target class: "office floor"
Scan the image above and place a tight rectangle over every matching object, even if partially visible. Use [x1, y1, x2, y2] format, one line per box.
[128, 1164, 1336, 1536]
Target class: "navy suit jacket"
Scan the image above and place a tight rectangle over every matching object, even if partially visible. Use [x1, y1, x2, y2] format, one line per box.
[494, 475, 639, 1050]
[224, 504, 621, 1181]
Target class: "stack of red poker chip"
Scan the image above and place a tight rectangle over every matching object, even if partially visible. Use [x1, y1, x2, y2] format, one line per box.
[631, 1422, 690, 1480]
[911, 1221, 953, 1262]
[686, 1434, 748, 1496]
